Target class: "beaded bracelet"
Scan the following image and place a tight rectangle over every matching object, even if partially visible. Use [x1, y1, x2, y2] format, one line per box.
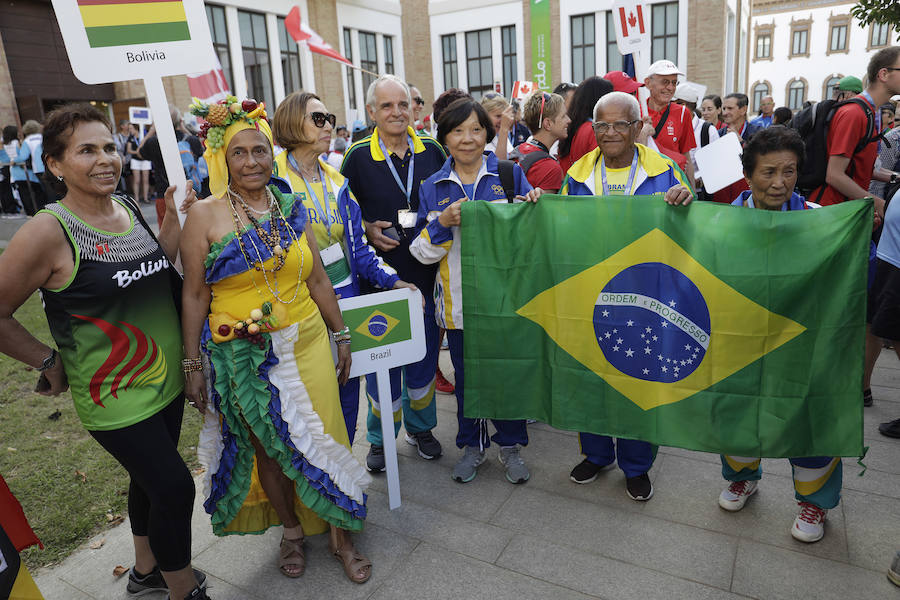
[335, 338, 352, 346]
[331, 326, 351, 343]
[182, 358, 203, 373]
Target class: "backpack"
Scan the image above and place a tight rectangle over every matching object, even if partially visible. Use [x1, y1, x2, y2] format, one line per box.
[178, 138, 202, 192]
[498, 159, 517, 202]
[788, 97, 879, 199]
[700, 121, 713, 147]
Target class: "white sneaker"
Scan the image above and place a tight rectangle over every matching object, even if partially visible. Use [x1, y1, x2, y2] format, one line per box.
[718, 480, 758, 511]
[791, 502, 826, 543]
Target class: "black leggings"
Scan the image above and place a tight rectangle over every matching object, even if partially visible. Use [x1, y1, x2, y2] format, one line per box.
[89, 396, 194, 571]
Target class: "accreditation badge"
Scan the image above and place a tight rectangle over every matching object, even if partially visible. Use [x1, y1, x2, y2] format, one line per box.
[397, 209, 416, 229]
[320, 242, 345, 267]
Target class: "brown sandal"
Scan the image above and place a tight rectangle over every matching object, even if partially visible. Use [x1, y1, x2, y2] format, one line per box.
[279, 536, 305, 578]
[330, 543, 372, 584]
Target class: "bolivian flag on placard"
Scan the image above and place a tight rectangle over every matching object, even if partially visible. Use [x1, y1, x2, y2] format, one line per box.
[460, 195, 870, 458]
[78, 0, 191, 48]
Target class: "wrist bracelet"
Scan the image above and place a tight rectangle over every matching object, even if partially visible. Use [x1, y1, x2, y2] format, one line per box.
[331, 326, 351, 343]
[335, 338, 352, 346]
[182, 357, 203, 373]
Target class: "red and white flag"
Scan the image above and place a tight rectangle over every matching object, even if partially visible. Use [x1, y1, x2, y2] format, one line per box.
[187, 56, 230, 104]
[511, 80, 538, 101]
[618, 5, 646, 38]
[284, 6, 351, 66]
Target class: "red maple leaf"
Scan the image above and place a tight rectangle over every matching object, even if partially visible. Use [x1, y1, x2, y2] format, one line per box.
[628, 12, 637, 28]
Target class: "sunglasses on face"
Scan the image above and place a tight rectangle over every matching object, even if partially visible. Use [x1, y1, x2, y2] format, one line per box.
[413, 96, 425, 106]
[308, 112, 337, 128]
[592, 120, 641, 134]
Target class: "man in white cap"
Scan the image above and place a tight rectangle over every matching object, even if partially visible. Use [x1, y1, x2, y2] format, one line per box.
[644, 60, 696, 159]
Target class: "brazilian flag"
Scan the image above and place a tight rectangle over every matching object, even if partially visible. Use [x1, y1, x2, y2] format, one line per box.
[460, 195, 870, 458]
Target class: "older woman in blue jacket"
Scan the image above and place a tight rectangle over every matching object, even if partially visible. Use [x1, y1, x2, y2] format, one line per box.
[410, 97, 541, 485]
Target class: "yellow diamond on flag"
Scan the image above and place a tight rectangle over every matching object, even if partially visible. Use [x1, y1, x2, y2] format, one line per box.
[515, 228, 806, 410]
[355, 310, 400, 342]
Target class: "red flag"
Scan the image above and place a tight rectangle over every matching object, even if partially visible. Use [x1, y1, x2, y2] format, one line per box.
[619, 5, 646, 38]
[187, 55, 230, 104]
[284, 6, 351, 66]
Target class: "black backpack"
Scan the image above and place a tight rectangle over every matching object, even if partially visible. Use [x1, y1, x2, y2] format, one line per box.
[498, 159, 517, 202]
[788, 97, 880, 199]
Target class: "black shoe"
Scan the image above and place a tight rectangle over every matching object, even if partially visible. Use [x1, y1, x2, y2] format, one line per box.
[405, 430, 443, 459]
[366, 444, 386, 472]
[179, 586, 212, 600]
[625, 473, 654, 501]
[127, 566, 207, 597]
[864, 388, 874, 407]
[569, 459, 609, 484]
[879, 418, 900, 438]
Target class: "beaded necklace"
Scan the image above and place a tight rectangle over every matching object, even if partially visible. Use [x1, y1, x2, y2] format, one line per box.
[227, 186, 304, 305]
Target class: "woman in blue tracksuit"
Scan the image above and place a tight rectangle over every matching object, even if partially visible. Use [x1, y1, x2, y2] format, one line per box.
[272, 91, 416, 443]
[410, 97, 542, 484]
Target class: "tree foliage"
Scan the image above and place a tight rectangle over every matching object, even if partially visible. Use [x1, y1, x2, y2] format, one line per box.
[851, 0, 900, 40]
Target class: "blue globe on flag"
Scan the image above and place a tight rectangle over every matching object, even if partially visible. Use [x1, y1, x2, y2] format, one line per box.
[593, 262, 710, 382]
[367, 314, 390, 337]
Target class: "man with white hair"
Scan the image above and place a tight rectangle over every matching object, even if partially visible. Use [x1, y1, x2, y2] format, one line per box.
[561, 91, 693, 501]
[340, 74, 447, 472]
[644, 60, 697, 160]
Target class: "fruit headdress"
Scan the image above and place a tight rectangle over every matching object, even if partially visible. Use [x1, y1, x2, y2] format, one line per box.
[188, 95, 273, 198]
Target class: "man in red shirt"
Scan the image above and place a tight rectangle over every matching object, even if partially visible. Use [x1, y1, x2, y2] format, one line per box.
[514, 91, 570, 192]
[812, 47, 900, 212]
[643, 60, 696, 158]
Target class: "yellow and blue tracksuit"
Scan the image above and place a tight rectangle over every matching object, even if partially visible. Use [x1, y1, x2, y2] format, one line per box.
[410, 152, 530, 449]
[563, 143, 692, 477]
[272, 155, 399, 443]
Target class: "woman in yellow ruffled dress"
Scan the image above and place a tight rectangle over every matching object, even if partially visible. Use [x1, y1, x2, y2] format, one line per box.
[180, 97, 372, 583]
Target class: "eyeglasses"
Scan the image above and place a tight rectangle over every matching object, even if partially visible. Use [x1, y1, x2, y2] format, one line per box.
[308, 112, 337, 128]
[884, 67, 900, 73]
[592, 120, 641, 134]
[538, 92, 551, 129]
[413, 96, 425, 106]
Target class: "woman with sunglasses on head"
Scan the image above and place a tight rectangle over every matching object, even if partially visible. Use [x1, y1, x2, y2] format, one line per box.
[272, 91, 417, 444]
[514, 91, 571, 193]
[181, 97, 373, 584]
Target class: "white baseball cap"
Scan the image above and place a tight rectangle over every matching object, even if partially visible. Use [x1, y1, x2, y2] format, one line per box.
[647, 60, 684, 77]
[673, 84, 698, 104]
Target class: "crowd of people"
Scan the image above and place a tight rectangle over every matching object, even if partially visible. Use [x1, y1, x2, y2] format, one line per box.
[2, 46, 900, 599]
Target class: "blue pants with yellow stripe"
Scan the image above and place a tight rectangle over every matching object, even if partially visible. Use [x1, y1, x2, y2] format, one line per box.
[365, 296, 439, 445]
[578, 433, 656, 478]
[721, 455, 842, 509]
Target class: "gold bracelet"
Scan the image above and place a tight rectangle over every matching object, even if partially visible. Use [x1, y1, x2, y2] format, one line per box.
[182, 358, 202, 373]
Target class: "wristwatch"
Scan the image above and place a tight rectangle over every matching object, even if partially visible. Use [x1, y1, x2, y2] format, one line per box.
[890, 172, 899, 185]
[38, 349, 58, 372]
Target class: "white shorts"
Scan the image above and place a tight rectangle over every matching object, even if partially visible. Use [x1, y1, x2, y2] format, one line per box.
[130, 159, 151, 171]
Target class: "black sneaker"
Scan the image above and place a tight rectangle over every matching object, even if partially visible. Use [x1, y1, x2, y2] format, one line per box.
[177, 586, 213, 600]
[625, 473, 654, 501]
[127, 566, 207, 597]
[879, 418, 900, 438]
[366, 444, 386, 472]
[405, 430, 443, 459]
[864, 388, 874, 407]
[569, 459, 609, 484]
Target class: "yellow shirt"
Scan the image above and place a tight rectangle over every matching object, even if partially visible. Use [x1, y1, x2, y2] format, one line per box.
[595, 164, 634, 196]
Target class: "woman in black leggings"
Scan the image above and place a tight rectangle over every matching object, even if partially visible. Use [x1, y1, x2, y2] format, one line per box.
[0, 104, 208, 600]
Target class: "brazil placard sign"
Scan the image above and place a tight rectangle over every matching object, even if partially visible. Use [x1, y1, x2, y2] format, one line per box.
[460, 195, 869, 458]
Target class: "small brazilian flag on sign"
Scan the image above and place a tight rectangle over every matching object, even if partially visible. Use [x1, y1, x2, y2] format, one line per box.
[78, 0, 191, 48]
[342, 299, 412, 352]
[460, 195, 870, 458]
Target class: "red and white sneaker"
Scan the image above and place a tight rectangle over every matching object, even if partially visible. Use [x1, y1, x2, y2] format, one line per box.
[435, 368, 455, 394]
[791, 502, 826, 543]
[718, 480, 758, 511]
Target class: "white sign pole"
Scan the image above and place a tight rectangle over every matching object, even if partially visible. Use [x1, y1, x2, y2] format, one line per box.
[376, 369, 402, 509]
[143, 77, 188, 224]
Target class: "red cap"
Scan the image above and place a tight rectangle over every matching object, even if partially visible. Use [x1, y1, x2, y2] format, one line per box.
[604, 71, 644, 94]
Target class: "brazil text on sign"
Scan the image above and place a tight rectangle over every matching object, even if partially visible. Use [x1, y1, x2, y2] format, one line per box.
[342, 300, 413, 352]
[78, 0, 190, 48]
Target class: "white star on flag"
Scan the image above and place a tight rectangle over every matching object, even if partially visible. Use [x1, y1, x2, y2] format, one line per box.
[625, 348, 634, 357]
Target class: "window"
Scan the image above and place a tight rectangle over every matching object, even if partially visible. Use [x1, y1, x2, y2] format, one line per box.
[651, 2, 678, 63]
[605, 13, 621, 73]
[823, 75, 842, 100]
[238, 11, 274, 109]
[359, 31, 378, 99]
[384, 36, 394, 74]
[205, 5, 232, 90]
[752, 82, 769, 112]
[790, 19, 811, 58]
[343, 28, 357, 110]
[465, 29, 493, 100]
[501, 25, 517, 96]
[870, 22, 890, 49]
[827, 15, 850, 54]
[787, 78, 806, 111]
[441, 34, 458, 89]
[756, 33, 771, 59]
[571, 14, 596, 83]
[277, 16, 302, 95]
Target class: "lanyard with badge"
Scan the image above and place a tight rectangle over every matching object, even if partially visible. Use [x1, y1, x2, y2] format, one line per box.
[599, 148, 639, 196]
[378, 134, 417, 229]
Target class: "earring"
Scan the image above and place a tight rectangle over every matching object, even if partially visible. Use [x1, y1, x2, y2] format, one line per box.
[56, 175, 63, 182]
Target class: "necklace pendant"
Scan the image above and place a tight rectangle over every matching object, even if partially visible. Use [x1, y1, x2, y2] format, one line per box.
[273, 244, 284, 256]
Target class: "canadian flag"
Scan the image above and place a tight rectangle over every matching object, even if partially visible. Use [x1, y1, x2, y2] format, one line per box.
[511, 80, 538, 101]
[618, 5, 646, 38]
[284, 6, 351, 66]
[187, 56, 230, 104]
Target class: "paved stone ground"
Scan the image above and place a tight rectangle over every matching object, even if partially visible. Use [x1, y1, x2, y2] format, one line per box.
[31, 349, 900, 600]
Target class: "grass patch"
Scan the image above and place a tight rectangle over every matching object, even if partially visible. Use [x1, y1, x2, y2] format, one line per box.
[0, 291, 201, 570]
